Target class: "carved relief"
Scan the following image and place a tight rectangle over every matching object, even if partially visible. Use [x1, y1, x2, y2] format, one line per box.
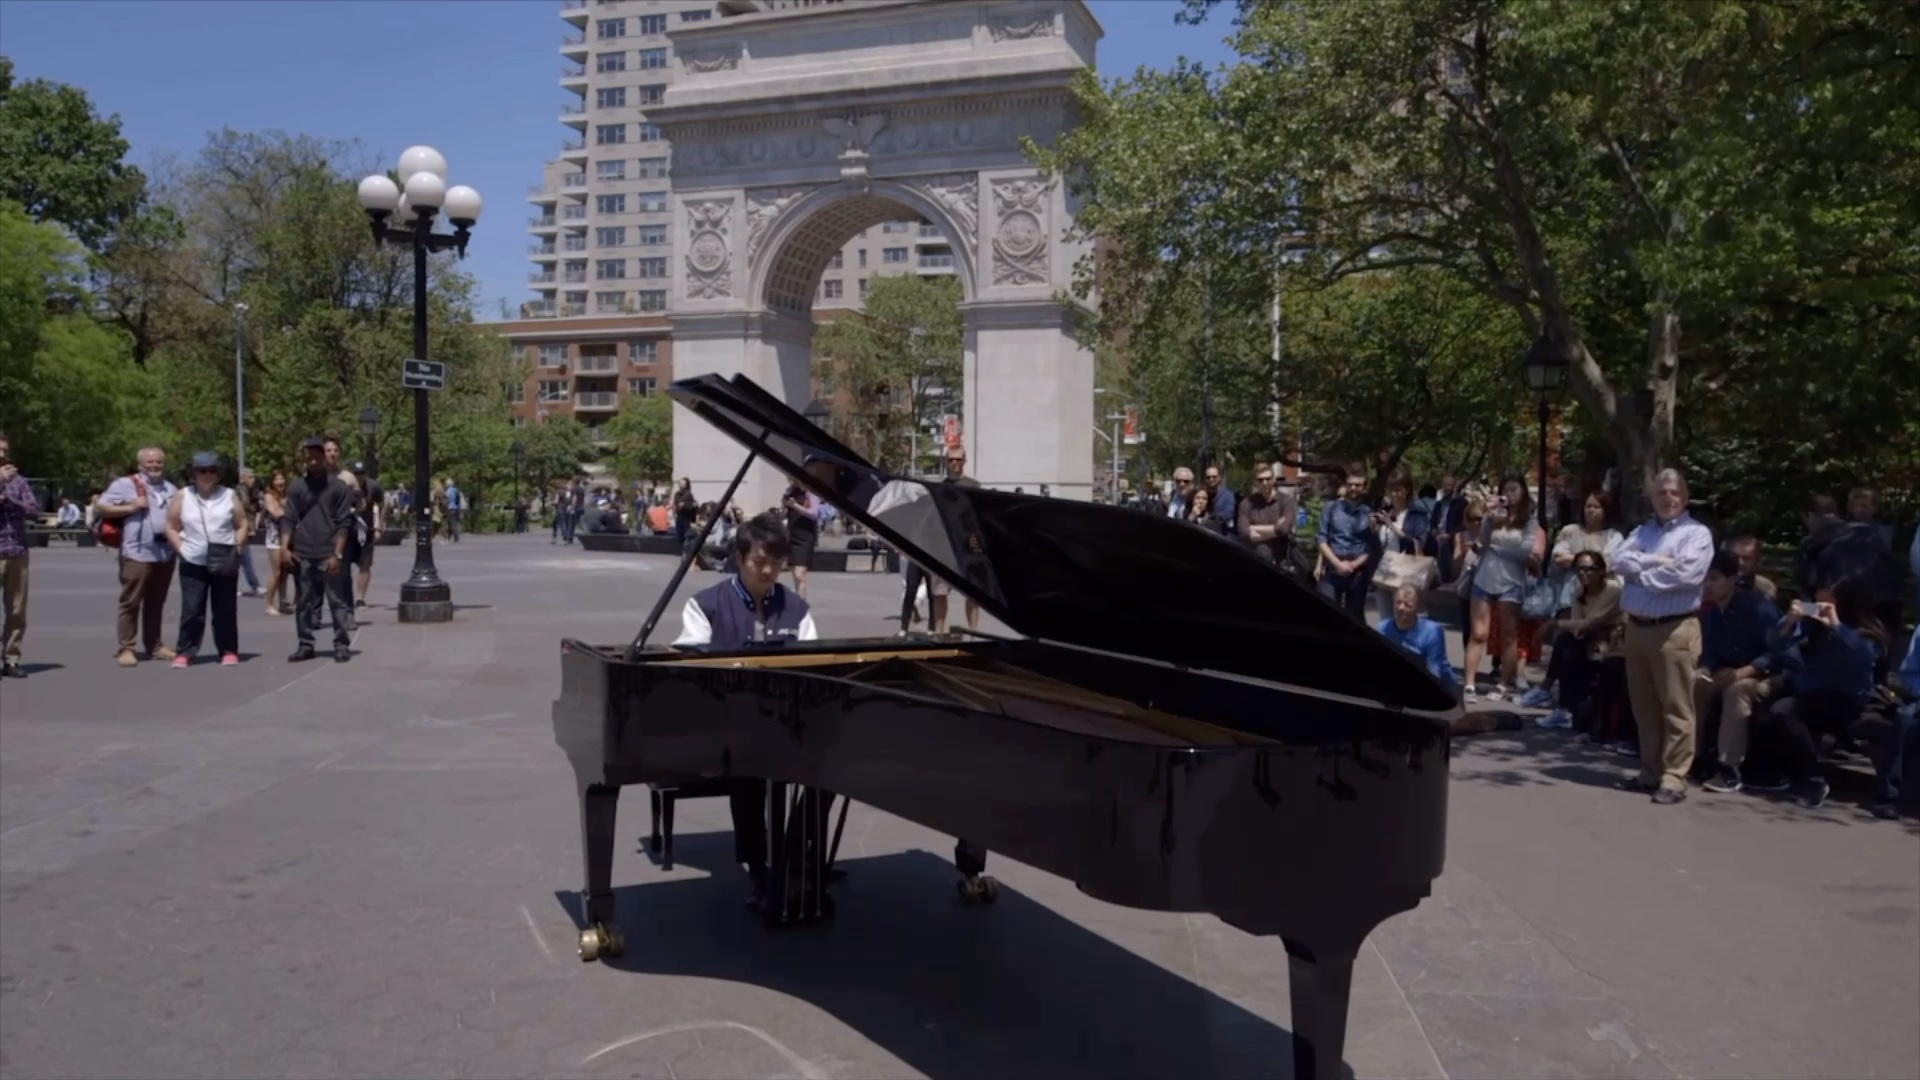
[675, 113, 1041, 176]
[989, 17, 1056, 42]
[684, 199, 734, 300]
[902, 173, 979, 252]
[746, 187, 809, 265]
[681, 48, 740, 74]
[991, 179, 1051, 287]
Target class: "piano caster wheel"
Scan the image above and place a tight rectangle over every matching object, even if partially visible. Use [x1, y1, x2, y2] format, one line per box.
[956, 875, 1000, 905]
[577, 924, 624, 963]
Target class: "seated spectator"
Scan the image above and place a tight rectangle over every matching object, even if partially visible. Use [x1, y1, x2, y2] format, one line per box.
[1531, 550, 1625, 733]
[1749, 578, 1887, 808]
[1520, 492, 1622, 708]
[1868, 630, 1919, 820]
[1694, 551, 1785, 793]
[1376, 583, 1457, 694]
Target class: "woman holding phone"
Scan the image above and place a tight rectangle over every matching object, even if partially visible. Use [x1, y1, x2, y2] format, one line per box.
[1462, 478, 1544, 701]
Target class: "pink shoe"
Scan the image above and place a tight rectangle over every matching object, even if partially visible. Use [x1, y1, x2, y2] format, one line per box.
[170, 655, 191, 669]
[220, 653, 240, 667]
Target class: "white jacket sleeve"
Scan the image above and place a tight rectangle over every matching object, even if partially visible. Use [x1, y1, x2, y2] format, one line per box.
[672, 597, 711, 646]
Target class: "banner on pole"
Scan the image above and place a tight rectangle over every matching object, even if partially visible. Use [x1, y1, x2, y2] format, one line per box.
[942, 414, 961, 450]
[1123, 405, 1145, 445]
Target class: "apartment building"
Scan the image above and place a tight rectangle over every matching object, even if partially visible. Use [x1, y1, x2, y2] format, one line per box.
[497, 0, 958, 439]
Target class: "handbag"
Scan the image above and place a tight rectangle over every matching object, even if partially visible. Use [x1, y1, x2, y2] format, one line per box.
[1520, 574, 1561, 621]
[1375, 551, 1437, 593]
[195, 490, 238, 577]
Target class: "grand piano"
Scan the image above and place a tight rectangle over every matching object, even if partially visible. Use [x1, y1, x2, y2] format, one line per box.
[553, 373, 1458, 1080]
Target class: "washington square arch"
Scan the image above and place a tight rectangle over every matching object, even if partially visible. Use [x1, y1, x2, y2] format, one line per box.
[649, 0, 1102, 510]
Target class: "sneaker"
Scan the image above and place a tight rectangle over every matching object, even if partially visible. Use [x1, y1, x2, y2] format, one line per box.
[152, 647, 177, 662]
[1703, 765, 1743, 793]
[1518, 686, 1555, 710]
[1462, 685, 1479, 703]
[220, 653, 240, 667]
[333, 646, 351, 663]
[1536, 709, 1572, 729]
[1572, 732, 1594, 746]
[1, 661, 23, 679]
[116, 649, 138, 668]
[1610, 740, 1641, 758]
[1744, 775, 1791, 794]
[169, 655, 190, 670]
[1651, 788, 1687, 806]
[1483, 685, 1508, 703]
[1791, 778, 1830, 809]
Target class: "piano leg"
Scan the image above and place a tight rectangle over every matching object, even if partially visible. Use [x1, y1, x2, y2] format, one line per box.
[647, 788, 663, 858]
[576, 782, 625, 962]
[1282, 937, 1356, 1080]
[760, 784, 837, 927]
[954, 839, 1000, 905]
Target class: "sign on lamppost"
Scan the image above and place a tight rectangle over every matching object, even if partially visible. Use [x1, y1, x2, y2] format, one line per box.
[401, 358, 447, 391]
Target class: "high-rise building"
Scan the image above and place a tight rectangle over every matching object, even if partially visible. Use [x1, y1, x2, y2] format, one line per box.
[500, 0, 957, 446]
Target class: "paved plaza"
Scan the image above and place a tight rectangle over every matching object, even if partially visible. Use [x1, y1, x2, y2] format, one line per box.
[1, 538, 1915, 1079]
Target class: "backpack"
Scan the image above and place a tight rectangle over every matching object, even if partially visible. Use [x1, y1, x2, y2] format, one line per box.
[91, 475, 146, 550]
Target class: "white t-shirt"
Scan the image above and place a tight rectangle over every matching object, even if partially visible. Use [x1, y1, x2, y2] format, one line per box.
[178, 487, 237, 566]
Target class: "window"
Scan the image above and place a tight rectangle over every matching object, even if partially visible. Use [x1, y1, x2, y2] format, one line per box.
[595, 123, 625, 146]
[595, 17, 625, 39]
[883, 247, 908, 264]
[638, 225, 667, 245]
[629, 339, 658, 363]
[511, 415, 528, 428]
[635, 290, 667, 312]
[640, 48, 668, 70]
[538, 345, 567, 367]
[596, 87, 626, 109]
[596, 291, 625, 313]
[821, 279, 844, 300]
[538, 379, 570, 402]
[507, 383, 526, 403]
[636, 84, 666, 106]
[637, 191, 668, 213]
[596, 259, 626, 280]
[596, 194, 626, 214]
[563, 260, 587, 283]
[596, 51, 626, 73]
[883, 221, 912, 234]
[636, 123, 664, 142]
[827, 251, 843, 269]
[627, 377, 657, 397]
[637, 256, 668, 278]
[596, 225, 626, 247]
[637, 157, 669, 179]
[857, 248, 868, 268]
[596, 160, 626, 181]
[680, 9, 711, 22]
[857, 278, 869, 298]
[638, 13, 667, 34]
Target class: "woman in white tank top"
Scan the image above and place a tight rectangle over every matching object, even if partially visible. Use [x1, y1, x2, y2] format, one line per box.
[163, 452, 250, 666]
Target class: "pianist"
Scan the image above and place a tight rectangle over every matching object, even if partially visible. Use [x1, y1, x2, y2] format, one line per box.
[671, 512, 820, 901]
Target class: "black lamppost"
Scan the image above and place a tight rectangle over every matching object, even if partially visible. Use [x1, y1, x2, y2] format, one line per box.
[510, 439, 525, 523]
[802, 398, 830, 429]
[358, 406, 380, 481]
[1522, 335, 1569, 529]
[354, 146, 482, 624]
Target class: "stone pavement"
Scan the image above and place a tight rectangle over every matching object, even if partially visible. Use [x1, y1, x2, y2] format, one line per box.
[1, 539, 1914, 1079]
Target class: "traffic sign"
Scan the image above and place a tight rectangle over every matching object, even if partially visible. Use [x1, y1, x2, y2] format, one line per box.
[401, 358, 446, 391]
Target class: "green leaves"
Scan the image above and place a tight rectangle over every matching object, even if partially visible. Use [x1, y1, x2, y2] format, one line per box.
[0, 57, 147, 251]
[811, 273, 963, 474]
[600, 393, 673, 489]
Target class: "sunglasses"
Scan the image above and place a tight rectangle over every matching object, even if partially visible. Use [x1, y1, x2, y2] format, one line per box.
[1576, 564, 1603, 573]
[194, 467, 220, 475]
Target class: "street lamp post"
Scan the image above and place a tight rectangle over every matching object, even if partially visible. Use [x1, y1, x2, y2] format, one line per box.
[233, 302, 248, 473]
[358, 406, 380, 481]
[510, 440, 525, 526]
[1522, 336, 1569, 529]
[355, 146, 483, 624]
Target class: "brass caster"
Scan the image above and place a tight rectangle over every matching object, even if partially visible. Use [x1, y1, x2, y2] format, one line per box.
[956, 875, 1000, 905]
[577, 923, 624, 962]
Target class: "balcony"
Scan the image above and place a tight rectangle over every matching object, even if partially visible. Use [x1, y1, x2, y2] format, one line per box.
[529, 242, 557, 255]
[530, 271, 556, 284]
[560, 137, 585, 152]
[529, 214, 558, 230]
[563, 237, 588, 252]
[526, 185, 559, 203]
[562, 205, 588, 221]
[577, 354, 620, 374]
[560, 0, 588, 27]
[561, 63, 587, 92]
[562, 173, 587, 190]
[521, 301, 556, 318]
[574, 391, 619, 411]
[563, 270, 588, 284]
[561, 31, 586, 47]
[919, 253, 956, 270]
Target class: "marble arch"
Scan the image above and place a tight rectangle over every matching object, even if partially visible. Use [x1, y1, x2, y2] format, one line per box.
[652, 0, 1103, 512]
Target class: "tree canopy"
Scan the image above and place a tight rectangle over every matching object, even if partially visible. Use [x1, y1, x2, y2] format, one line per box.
[811, 272, 963, 474]
[0, 56, 147, 251]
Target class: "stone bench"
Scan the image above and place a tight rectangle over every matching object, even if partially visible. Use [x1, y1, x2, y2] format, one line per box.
[26, 529, 96, 548]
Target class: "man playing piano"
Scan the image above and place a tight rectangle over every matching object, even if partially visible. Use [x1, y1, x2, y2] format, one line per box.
[671, 512, 819, 902]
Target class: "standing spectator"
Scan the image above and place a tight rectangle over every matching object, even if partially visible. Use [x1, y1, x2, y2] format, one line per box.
[781, 478, 822, 600]
[55, 497, 81, 529]
[1462, 478, 1543, 702]
[1236, 464, 1297, 567]
[98, 447, 179, 667]
[1609, 468, 1715, 805]
[261, 469, 292, 615]
[234, 467, 265, 598]
[1693, 550, 1784, 793]
[442, 477, 463, 542]
[1725, 534, 1779, 603]
[1431, 474, 1468, 583]
[0, 431, 38, 678]
[163, 452, 248, 667]
[1317, 466, 1379, 621]
[672, 478, 698, 542]
[571, 477, 589, 541]
[286, 438, 355, 663]
[1201, 465, 1236, 537]
[1867, 630, 1919, 820]
[1846, 487, 1896, 550]
[1377, 583, 1457, 694]
[350, 462, 383, 609]
[1165, 467, 1195, 520]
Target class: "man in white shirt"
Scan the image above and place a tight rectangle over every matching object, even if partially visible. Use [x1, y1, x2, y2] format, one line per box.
[1608, 468, 1716, 804]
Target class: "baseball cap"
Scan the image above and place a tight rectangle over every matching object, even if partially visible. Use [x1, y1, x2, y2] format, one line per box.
[189, 451, 221, 471]
[350, 460, 368, 474]
[301, 436, 327, 450]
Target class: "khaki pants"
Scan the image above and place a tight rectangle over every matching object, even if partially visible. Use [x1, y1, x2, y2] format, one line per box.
[1623, 616, 1702, 792]
[1690, 671, 1781, 769]
[117, 557, 175, 655]
[1, 553, 26, 665]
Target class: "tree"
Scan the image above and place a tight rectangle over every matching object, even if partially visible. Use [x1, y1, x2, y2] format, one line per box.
[811, 273, 963, 473]
[1037, 1, 1920, 513]
[516, 417, 596, 494]
[601, 393, 673, 490]
[0, 57, 147, 251]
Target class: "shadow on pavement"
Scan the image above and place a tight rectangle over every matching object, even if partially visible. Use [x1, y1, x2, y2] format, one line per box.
[555, 831, 1347, 1079]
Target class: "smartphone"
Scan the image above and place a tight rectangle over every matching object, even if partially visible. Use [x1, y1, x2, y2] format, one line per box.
[1795, 600, 1822, 617]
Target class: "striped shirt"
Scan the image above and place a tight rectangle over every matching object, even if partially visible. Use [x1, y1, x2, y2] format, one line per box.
[1608, 512, 1714, 619]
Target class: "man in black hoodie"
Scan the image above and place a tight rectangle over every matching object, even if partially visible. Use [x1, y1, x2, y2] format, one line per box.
[286, 438, 355, 663]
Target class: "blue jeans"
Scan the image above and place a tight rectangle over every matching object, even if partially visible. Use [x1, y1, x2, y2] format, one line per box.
[238, 545, 261, 592]
[1319, 561, 1375, 621]
[1875, 702, 1920, 804]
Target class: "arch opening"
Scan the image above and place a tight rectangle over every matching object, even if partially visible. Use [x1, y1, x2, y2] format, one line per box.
[755, 183, 974, 318]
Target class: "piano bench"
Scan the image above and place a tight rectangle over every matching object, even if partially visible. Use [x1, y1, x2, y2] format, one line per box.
[646, 779, 735, 870]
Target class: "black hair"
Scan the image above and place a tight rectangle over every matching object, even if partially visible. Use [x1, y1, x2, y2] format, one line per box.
[733, 512, 791, 560]
[1708, 549, 1741, 579]
[1417, 484, 1437, 500]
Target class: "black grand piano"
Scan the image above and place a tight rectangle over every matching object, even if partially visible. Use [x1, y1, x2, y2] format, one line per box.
[553, 373, 1458, 1080]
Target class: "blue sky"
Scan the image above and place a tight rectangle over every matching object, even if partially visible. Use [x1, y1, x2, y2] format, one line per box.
[1, 0, 1236, 317]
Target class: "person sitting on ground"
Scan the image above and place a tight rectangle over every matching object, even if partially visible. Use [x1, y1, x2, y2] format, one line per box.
[672, 513, 819, 903]
[1746, 577, 1887, 808]
[1530, 550, 1625, 733]
[1376, 583, 1457, 695]
[1694, 550, 1785, 794]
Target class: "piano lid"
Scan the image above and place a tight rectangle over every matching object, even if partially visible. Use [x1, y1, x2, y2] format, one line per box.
[669, 374, 1456, 711]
